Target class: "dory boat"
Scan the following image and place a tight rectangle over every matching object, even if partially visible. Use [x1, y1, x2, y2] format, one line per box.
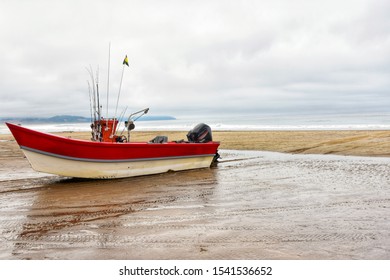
[6, 54, 219, 179]
[6, 120, 220, 179]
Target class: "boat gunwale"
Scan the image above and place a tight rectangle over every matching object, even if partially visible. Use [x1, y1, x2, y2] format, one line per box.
[5, 122, 220, 148]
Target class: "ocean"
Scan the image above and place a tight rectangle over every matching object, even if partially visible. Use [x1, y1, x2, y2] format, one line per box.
[1, 112, 390, 134]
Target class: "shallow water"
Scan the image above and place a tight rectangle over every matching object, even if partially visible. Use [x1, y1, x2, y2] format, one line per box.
[0, 150, 389, 259]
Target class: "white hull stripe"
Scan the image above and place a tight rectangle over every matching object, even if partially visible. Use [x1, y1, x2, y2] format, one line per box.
[22, 149, 214, 179]
[20, 145, 216, 163]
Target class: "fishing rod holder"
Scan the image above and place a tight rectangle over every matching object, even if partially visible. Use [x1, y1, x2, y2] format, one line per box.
[125, 120, 135, 131]
[125, 107, 149, 140]
[125, 108, 149, 129]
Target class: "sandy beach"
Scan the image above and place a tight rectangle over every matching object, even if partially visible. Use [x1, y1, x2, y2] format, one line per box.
[0, 130, 389, 259]
[133, 130, 390, 157]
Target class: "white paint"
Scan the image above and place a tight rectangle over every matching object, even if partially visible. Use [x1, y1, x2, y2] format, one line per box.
[22, 149, 214, 179]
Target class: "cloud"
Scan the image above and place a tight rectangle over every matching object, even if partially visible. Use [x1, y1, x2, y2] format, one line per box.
[0, 0, 389, 118]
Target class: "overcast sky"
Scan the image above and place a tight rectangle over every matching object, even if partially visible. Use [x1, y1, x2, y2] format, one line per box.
[1, 0, 389, 119]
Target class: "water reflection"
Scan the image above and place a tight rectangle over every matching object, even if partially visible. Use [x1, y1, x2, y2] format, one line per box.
[11, 168, 218, 258]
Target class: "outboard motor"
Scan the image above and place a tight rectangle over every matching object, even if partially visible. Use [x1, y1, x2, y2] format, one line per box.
[187, 123, 213, 143]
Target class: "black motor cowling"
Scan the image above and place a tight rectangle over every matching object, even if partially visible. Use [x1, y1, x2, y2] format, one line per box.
[187, 123, 213, 143]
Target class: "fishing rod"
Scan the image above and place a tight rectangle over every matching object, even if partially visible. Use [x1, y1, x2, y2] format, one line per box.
[87, 80, 94, 128]
[116, 106, 128, 137]
[106, 42, 111, 128]
[86, 66, 96, 119]
[96, 66, 101, 122]
[87, 65, 102, 141]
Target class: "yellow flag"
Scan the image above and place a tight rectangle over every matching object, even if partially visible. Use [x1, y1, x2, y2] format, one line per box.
[123, 55, 129, 66]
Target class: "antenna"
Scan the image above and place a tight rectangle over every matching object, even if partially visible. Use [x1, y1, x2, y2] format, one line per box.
[111, 55, 128, 137]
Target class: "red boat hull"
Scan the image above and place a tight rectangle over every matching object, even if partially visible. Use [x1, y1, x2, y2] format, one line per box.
[6, 122, 220, 179]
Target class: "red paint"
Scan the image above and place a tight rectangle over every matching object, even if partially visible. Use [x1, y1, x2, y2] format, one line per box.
[6, 122, 220, 161]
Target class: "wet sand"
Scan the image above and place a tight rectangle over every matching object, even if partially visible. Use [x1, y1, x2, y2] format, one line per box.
[0, 130, 390, 259]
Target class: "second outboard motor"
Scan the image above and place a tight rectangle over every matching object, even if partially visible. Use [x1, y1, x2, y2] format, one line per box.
[187, 123, 213, 143]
